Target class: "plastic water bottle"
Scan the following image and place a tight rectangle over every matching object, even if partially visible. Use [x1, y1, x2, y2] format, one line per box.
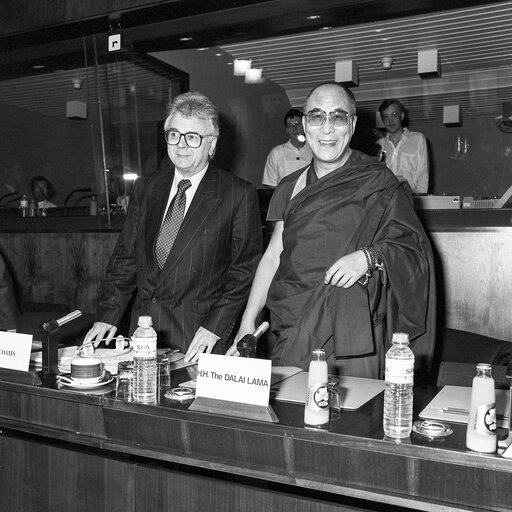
[383, 332, 414, 439]
[89, 195, 98, 216]
[28, 199, 36, 217]
[466, 363, 497, 453]
[19, 194, 28, 218]
[304, 348, 329, 428]
[131, 315, 157, 404]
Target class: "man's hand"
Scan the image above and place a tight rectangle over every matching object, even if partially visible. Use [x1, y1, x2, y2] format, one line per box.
[184, 326, 220, 363]
[324, 250, 368, 288]
[82, 322, 118, 347]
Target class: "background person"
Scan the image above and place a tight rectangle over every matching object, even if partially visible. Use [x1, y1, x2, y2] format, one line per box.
[228, 83, 435, 380]
[84, 92, 262, 362]
[30, 176, 57, 210]
[377, 99, 429, 194]
[262, 108, 312, 187]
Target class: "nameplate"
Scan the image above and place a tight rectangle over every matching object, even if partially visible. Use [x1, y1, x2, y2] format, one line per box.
[196, 354, 271, 406]
[0, 331, 33, 371]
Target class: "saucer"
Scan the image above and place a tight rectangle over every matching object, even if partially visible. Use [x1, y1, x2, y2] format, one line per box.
[58, 371, 113, 390]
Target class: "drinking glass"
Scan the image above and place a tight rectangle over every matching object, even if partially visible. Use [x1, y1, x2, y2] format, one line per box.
[116, 361, 134, 401]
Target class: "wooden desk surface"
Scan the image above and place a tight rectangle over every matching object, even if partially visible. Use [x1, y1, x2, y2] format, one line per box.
[0, 370, 511, 512]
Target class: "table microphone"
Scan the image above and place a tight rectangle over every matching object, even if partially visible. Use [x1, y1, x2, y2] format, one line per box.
[237, 321, 270, 358]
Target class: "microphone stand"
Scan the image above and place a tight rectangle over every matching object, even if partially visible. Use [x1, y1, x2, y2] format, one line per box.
[40, 310, 82, 383]
[64, 188, 92, 216]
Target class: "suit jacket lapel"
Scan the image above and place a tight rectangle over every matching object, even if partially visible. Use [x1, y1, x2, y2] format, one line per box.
[155, 166, 221, 286]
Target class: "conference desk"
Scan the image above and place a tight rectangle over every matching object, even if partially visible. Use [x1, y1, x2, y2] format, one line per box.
[0, 369, 510, 512]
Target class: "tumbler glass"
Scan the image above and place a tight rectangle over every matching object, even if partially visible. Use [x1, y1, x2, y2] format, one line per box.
[327, 376, 342, 419]
[116, 361, 134, 401]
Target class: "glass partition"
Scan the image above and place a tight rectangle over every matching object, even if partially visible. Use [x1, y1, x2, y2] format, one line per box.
[0, 35, 188, 224]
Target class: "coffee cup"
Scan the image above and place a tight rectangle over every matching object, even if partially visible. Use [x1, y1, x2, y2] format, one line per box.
[70, 358, 104, 382]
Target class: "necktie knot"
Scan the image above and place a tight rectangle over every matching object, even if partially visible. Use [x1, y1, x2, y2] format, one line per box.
[177, 179, 191, 193]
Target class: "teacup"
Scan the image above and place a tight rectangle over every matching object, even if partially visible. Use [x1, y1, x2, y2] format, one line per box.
[70, 358, 104, 382]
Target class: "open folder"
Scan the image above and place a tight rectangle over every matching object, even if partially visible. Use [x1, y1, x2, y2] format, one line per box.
[272, 372, 386, 410]
[419, 385, 510, 429]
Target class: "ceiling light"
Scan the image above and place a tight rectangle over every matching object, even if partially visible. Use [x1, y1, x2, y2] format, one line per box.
[320, 26, 332, 31]
[381, 56, 393, 70]
[245, 68, 263, 84]
[123, 172, 138, 181]
[233, 58, 252, 76]
[418, 49, 440, 78]
[179, 37, 193, 42]
[306, 15, 321, 20]
[32, 64, 45, 69]
[197, 47, 209, 51]
[335, 60, 359, 87]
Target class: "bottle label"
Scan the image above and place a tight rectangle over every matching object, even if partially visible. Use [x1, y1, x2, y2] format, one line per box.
[132, 336, 157, 357]
[305, 382, 329, 411]
[385, 359, 414, 384]
[472, 402, 497, 436]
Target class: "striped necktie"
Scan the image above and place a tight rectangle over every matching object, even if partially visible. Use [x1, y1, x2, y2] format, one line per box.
[155, 179, 192, 269]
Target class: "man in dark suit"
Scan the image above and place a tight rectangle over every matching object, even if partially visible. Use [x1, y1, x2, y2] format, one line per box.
[84, 92, 262, 362]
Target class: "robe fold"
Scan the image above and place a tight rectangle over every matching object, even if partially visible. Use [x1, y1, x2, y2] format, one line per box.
[267, 150, 436, 378]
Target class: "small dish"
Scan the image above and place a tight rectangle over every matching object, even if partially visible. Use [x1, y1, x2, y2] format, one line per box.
[58, 371, 113, 390]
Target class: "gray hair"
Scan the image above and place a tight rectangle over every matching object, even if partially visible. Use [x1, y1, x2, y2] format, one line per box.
[165, 91, 220, 137]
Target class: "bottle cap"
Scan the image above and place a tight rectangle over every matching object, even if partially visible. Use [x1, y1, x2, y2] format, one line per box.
[312, 348, 326, 361]
[392, 332, 409, 343]
[138, 315, 153, 327]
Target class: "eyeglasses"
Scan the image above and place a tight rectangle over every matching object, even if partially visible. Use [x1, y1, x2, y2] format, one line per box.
[381, 111, 402, 121]
[164, 129, 214, 148]
[305, 109, 354, 127]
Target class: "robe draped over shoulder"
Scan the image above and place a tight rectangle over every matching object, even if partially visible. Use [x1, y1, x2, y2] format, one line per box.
[266, 150, 436, 378]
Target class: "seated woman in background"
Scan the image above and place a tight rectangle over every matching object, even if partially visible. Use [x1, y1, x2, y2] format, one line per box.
[31, 176, 57, 211]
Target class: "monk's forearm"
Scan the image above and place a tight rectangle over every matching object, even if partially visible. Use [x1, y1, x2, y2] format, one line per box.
[241, 251, 280, 324]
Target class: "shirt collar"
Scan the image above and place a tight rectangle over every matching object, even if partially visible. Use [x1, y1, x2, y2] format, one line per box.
[173, 164, 208, 188]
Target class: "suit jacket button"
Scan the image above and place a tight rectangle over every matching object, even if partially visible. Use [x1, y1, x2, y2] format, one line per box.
[151, 297, 157, 303]
[191, 266, 197, 272]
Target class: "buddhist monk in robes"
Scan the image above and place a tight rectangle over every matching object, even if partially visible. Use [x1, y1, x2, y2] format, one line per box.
[227, 82, 435, 380]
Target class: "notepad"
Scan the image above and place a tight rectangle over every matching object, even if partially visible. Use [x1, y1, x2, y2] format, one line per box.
[272, 372, 386, 410]
[419, 385, 510, 429]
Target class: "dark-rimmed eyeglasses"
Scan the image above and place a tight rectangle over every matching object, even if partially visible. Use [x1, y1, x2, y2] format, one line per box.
[305, 109, 354, 127]
[164, 129, 214, 148]
[381, 111, 402, 121]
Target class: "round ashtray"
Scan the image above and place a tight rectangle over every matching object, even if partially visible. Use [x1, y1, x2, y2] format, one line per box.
[164, 386, 195, 401]
[413, 419, 453, 438]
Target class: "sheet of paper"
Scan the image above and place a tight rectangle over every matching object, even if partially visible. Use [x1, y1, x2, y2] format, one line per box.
[419, 385, 510, 428]
[273, 372, 386, 410]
